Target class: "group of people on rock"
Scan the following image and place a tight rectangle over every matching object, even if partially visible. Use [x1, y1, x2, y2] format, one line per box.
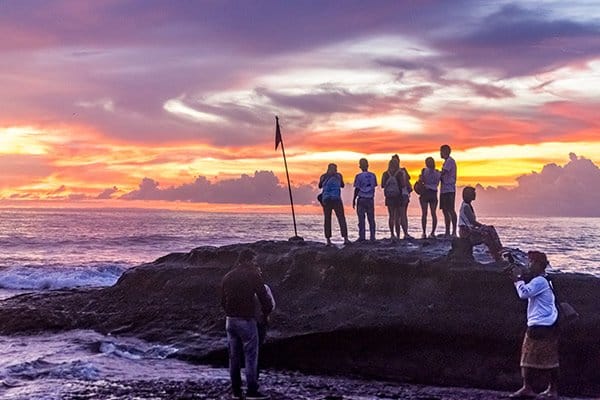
[220, 145, 561, 400]
[318, 144, 504, 261]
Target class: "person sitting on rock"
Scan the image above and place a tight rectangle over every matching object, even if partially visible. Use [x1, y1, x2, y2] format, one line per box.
[221, 249, 273, 399]
[458, 186, 503, 261]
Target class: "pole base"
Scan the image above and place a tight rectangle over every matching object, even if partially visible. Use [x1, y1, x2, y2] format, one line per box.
[288, 235, 304, 242]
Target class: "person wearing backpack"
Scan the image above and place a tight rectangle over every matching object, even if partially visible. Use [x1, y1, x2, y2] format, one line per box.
[509, 251, 560, 400]
[382, 157, 404, 239]
[352, 158, 377, 242]
[319, 163, 351, 245]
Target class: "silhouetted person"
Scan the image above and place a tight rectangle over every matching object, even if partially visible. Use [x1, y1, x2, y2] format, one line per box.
[319, 163, 350, 245]
[418, 157, 441, 238]
[352, 158, 377, 241]
[458, 186, 503, 261]
[509, 251, 560, 400]
[221, 250, 273, 399]
[439, 144, 457, 237]
[394, 154, 413, 239]
[381, 158, 404, 239]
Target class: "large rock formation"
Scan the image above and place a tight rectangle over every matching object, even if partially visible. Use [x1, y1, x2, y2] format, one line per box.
[0, 239, 598, 396]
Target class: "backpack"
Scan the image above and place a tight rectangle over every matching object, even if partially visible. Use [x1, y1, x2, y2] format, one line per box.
[384, 171, 401, 197]
[322, 174, 341, 200]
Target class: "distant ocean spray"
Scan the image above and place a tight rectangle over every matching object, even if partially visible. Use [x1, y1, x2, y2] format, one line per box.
[0, 208, 598, 296]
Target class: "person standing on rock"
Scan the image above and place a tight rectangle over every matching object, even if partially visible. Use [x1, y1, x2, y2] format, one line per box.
[382, 157, 409, 240]
[439, 144, 457, 237]
[352, 158, 377, 242]
[319, 163, 351, 246]
[221, 249, 273, 400]
[418, 157, 441, 239]
[509, 251, 560, 400]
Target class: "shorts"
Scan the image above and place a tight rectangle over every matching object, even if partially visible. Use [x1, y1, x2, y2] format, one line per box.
[419, 189, 438, 205]
[386, 195, 409, 208]
[439, 191, 455, 211]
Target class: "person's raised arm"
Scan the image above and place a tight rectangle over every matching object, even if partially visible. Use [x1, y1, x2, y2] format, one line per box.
[514, 276, 548, 299]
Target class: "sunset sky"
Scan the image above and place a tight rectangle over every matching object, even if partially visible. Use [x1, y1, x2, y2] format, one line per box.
[1, 1, 599, 210]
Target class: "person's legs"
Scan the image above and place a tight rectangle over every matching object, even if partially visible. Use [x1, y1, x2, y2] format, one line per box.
[332, 199, 349, 242]
[429, 198, 438, 237]
[323, 200, 333, 244]
[420, 197, 428, 238]
[226, 318, 244, 396]
[539, 367, 559, 397]
[356, 198, 366, 240]
[448, 192, 457, 236]
[365, 198, 376, 240]
[256, 322, 267, 380]
[238, 319, 260, 395]
[510, 367, 537, 397]
[393, 205, 401, 239]
[400, 202, 409, 237]
[440, 193, 451, 236]
[387, 205, 396, 238]
[480, 224, 503, 261]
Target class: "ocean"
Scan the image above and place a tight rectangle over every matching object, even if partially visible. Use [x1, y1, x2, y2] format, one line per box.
[0, 208, 598, 399]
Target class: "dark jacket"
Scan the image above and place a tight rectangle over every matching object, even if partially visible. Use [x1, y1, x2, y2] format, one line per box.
[221, 265, 273, 319]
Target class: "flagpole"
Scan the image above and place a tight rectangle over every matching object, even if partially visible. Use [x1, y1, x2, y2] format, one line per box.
[275, 116, 302, 241]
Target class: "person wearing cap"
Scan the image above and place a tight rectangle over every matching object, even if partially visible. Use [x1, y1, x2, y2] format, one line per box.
[509, 251, 560, 400]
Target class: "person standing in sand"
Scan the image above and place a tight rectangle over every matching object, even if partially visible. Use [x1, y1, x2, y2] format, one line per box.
[221, 249, 273, 400]
[352, 158, 377, 242]
[439, 144, 457, 237]
[509, 251, 560, 400]
[319, 163, 351, 245]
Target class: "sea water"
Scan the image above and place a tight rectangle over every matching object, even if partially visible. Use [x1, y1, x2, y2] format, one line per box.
[0, 208, 598, 398]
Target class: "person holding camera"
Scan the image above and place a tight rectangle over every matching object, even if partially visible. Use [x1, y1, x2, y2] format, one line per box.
[509, 251, 560, 400]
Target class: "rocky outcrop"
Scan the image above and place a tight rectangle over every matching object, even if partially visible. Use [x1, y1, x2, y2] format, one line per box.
[0, 239, 598, 396]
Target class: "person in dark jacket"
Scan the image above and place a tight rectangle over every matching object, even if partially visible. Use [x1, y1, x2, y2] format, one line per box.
[221, 249, 273, 400]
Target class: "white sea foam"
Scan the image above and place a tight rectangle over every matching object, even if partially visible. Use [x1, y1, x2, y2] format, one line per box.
[0, 264, 126, 290]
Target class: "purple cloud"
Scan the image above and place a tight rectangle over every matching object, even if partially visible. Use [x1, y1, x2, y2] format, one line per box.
[97, 186, 119, 199]
[121, 171, 317, 205]
[475, 153, 600, 216]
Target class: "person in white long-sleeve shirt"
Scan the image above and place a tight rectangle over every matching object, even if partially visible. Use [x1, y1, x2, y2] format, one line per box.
[509, 251, 559, 400]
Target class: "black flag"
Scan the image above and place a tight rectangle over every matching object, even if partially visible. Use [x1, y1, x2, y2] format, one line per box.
[275, 117, 282, 150]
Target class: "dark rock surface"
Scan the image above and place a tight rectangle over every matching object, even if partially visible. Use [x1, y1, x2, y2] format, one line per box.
[1, 238, 599, 397]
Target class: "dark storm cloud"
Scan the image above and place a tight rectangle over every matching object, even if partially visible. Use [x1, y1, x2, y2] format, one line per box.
[121, 171, 317, 205]
[97, 186, 119, 199]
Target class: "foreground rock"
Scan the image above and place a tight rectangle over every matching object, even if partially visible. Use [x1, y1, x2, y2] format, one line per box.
[0, 239, 598, 397]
